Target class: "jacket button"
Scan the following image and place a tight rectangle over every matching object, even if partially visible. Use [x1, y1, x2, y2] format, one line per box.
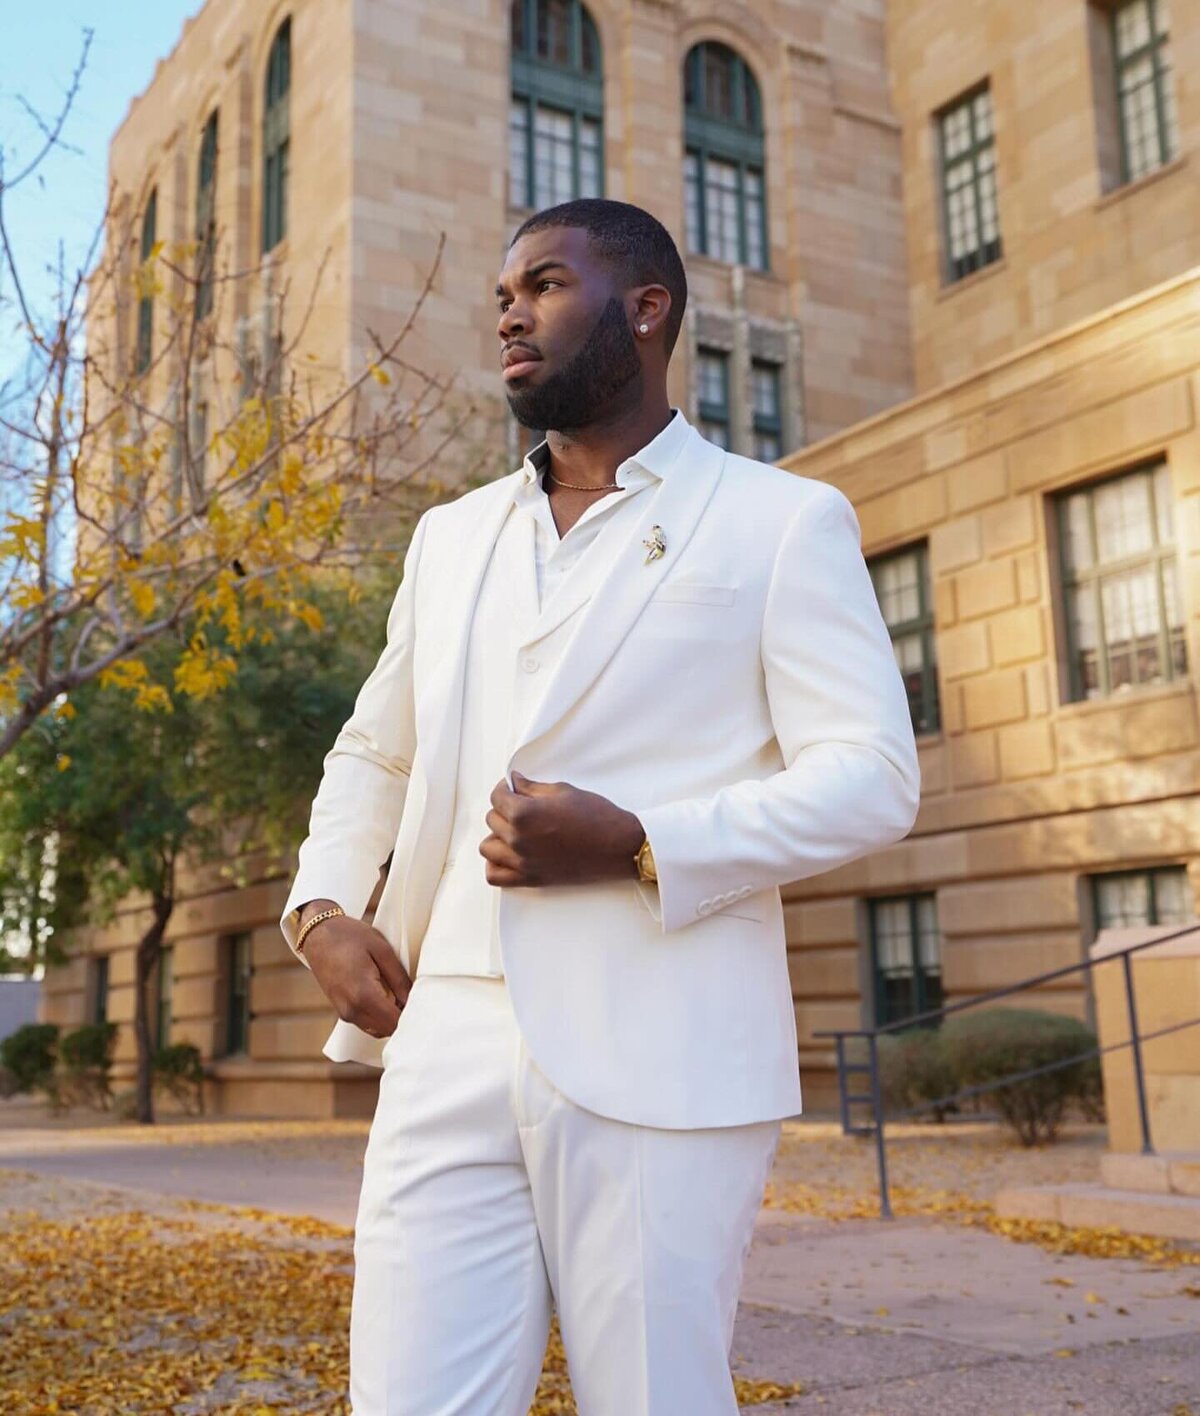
[521, 656, 540, 673]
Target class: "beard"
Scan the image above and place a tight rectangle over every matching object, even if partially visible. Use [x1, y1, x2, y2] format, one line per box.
[506, 297, 643, 432]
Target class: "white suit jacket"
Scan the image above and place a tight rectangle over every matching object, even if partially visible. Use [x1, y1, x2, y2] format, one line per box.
[281, 418, 920, 1129]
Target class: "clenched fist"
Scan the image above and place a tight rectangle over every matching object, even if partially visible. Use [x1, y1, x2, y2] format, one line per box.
[297, 900, 411, 1039]
[479, 771, 646, 887]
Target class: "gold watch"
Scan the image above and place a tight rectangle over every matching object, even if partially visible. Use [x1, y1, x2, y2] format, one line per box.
[634, 835, 657, 883]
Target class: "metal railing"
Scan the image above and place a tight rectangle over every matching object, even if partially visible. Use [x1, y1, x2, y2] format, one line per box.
[814, 921, 1200, 1219]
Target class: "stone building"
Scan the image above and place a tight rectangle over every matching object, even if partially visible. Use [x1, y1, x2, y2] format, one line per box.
[779, 0, 1200, 1101]
[43, 0, 1200, 1115]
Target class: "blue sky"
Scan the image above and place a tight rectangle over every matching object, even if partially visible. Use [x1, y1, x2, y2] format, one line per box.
[1, 3, 201, 329]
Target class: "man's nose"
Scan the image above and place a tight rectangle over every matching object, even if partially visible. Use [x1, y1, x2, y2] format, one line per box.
[497, 301, 530, 342]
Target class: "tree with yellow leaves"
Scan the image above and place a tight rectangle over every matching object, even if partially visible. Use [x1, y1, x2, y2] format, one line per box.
[1, 32, 481, 760]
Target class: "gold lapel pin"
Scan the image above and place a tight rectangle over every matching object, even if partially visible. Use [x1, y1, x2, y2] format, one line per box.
[642, 525, 666, 563]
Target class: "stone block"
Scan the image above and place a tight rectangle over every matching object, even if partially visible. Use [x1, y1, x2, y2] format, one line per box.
[955, 558, 1018, 620]
[251, 964, 328, 1014]
[949, 730, 999, 786]
[1015, 551, 1043, 603]
[786, 948, 859, 999]
[1099, 1151, 1173, 1194]
[1025, 662, 1052, 717]
[933, 575, 957, 628]
[929, 515, 982, 574]
[989, 605, 1045, 667]
[947, 450, 1008, 513]
[939, 874, 1082, 935]
[997, 718, 1056, 779]
[963, 668, 1026, 728]
[783, 897, 860, 948]
[981, 495, 1038, 556]
[940, 620, 990, 679]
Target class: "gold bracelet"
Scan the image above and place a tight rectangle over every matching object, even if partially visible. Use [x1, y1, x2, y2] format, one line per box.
[296, 904, 345, 955]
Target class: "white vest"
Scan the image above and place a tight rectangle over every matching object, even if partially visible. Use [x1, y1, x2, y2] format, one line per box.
[418, 483, 654, 975]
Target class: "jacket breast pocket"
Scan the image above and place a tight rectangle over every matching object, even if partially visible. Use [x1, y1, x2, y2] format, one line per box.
[649, 581, 737, 607]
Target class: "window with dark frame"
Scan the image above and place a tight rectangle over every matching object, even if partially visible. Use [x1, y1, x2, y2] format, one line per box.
[870, 894, 944, 1029]
[1111, 0, 1178, 184]
[1093, 866, 1195, 929]
[509, 0, 603, 211]
[223, 932, 253, 1056]
[156, 945, 174, 1051]
[868, 543, 940, 735]
[1057, 460, 1187, 701]
[683, 42, 767, 271]
[938, 85, 1002, 283]
[262, 19, 291, 254]
[195, 111, 218, 321]
[695, 347, 730, 449]
[89, 955, 110, 1027]
[750, 359, 783, 462]
[135, 188, 157, 375]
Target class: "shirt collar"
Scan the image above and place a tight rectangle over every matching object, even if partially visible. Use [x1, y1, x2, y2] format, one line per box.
[517, 408, 692, 490]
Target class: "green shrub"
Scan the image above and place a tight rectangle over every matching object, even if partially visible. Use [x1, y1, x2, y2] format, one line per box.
[58, 1022, 119, 1110]
[0, 1022, 60, 1096]
[153, 1042, 206, 1116]
[877, 1027, 957, 1122]
[940, 1007, 1098, 1146]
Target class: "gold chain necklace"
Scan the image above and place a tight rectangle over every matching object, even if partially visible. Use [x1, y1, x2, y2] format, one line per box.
[548, 471, 620, 491]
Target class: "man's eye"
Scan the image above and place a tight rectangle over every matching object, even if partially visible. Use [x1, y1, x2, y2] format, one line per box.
[538, 280, 559, 293]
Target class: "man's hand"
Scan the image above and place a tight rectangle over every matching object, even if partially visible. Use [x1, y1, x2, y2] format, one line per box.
[480, 772, 645, 887]
[298, 899, 412, 1039]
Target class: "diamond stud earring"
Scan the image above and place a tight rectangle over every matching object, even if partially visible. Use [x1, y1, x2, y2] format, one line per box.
[639, 324, 649, 334]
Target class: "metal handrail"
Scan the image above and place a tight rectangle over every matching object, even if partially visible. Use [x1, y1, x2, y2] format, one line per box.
[814, 920, 1200, 1219]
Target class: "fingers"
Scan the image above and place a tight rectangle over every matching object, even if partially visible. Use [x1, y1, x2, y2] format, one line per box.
[484, 806, 517, 846]
[367, 931, 412, 1010]
[479, 832, 533, 886]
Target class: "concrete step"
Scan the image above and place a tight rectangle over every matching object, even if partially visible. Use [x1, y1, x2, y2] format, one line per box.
[995, 1181, 1200, 1242]
[1100, 1149, 1200, 1197]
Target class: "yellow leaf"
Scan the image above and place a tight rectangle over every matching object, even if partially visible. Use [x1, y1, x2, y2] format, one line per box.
[127, 579, 156, 619]
[369, 363, 391, 386]
[56, 754, 71, 772]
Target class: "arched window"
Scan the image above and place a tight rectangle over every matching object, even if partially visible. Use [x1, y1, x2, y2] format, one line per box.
[135, 188, 157, 375]
[509, 0, 603, 210]
[195, 111, 218, 320]
[262, 19, 291, 253]
[682, 42, 767, 270]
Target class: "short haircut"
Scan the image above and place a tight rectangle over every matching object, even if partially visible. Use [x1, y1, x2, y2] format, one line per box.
[510, 199, 688, 357]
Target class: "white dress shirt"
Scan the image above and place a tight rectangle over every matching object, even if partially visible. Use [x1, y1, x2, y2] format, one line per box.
[415, 411, 687, 977]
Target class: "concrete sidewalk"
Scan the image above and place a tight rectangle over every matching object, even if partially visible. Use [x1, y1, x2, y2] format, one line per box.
[2, 1118, 1197, 1414]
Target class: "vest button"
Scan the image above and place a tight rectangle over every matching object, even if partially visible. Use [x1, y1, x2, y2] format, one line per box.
[521, 656, 540, 673]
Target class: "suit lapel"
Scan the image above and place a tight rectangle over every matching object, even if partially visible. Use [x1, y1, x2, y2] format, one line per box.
[402, 472, 520, 951]
[506, 427, 727, 775]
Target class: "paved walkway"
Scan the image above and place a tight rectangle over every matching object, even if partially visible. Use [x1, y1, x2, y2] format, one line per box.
[1, 1111, 1197, 1413]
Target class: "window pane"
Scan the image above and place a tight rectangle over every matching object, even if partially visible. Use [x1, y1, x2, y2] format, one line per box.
[704, 158, 741, 263]
[915, 895, 942, 972]
[873, 551, 922, 628]
[751, 360, 780, 420]
[744, 168, 765, 269]
[537, 0, 571, 65]
[533, 105, 575, 208]
[753, 432, 781, 462]
[509, 101, 530, 207]
[703, 44, 735, 120]
[1093, 468, 1154, 561]
[683, 152, 702, 254]
[579, 117, 601, 198]
[941, 88, 1001, 279]
[1152, 867, 1194, 925]
[699, 419, 729, 448]
[1061, 490, 1094, 573]
[696, 348, 728, 408]
[1097, 873, 1152, 928]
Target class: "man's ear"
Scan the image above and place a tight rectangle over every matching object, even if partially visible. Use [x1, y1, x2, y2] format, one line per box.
[630, 284, 672, 341]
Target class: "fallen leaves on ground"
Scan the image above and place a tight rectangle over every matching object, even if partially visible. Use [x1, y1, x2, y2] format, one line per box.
[0, 1177, 799, 1415]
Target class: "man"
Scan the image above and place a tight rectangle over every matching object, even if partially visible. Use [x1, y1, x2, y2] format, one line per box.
[281, 198, 919, 1415]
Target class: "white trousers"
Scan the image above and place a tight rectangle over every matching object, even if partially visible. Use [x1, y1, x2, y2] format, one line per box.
[349, 973, 781, 1415]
